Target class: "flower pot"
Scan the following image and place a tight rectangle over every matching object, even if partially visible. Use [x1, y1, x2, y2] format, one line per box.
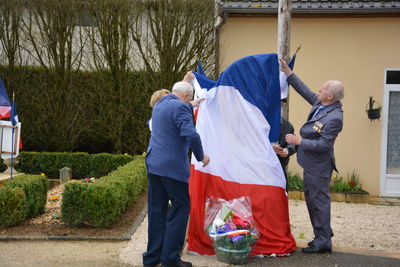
[345, 191, 369, 203]
[215, 246, 251, 265]
[367, 109, 380, 120]
[330, 192, 345, 202]
[288, 190, 301, 200]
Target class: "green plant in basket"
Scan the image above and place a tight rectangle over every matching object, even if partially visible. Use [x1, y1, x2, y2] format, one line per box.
[330, 175, 349, 192]
[288, 172, 304, 190]
[330, 171, 363, 193]
[346, 170, 363, 192]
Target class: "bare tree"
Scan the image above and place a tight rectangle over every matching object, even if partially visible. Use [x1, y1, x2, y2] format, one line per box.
[0, 0, 23, 69]
[21, 0, 84, 73]
[131, 0, 216, 86]
[83, 0, 138, 153]
[19, 0, 88, 151]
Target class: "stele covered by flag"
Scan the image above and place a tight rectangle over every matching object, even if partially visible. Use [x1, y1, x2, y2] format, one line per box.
[188, 54, 296, 256]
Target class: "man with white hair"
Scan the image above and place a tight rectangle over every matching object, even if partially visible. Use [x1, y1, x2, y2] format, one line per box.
[143, 81, 210, 267]
[279, 58, 344, 254]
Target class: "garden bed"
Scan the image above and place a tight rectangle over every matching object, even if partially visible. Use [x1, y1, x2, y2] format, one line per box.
[288, 190, 370, 203]
[0, 183, 147, 238]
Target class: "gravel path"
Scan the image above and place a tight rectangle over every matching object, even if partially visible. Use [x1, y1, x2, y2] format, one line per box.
[119, 200, 400, 266]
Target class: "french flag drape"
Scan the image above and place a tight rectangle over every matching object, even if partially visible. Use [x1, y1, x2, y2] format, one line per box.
[188, 54, 296, 256]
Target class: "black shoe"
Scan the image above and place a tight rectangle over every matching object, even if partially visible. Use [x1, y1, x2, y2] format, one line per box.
[161, 260, 192, 267]
[308, 233, 334, 247]
[144, 264, 159, 267]
[302, 245, 332, 254]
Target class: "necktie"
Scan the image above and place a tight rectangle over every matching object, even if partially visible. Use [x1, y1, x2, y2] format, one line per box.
[311, 105, 324, 120]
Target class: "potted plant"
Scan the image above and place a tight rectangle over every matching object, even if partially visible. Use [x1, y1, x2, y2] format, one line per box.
[287, 172, 304, 200]
[344, 170, 369, 203]
[330, 171, 369, 203]
[366, 96, 381, 121]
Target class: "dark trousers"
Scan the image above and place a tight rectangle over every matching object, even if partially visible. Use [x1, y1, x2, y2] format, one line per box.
[303, 169, 333, 249]
[142, 173, 190, 266]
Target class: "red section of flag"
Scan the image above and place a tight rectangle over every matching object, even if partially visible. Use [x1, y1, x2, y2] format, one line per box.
[188, 165, 297, 256]
[0, 106, 10, 119]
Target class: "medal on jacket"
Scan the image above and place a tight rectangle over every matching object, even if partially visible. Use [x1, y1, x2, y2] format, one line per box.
[313, 121, 324, 133]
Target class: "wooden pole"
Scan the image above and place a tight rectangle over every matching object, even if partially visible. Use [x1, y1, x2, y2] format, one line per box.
[277, 0, 292, 119]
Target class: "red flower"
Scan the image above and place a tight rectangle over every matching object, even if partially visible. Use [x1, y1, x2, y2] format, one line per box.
[232, 215, 248, 228]
[348, 181, 357, 187]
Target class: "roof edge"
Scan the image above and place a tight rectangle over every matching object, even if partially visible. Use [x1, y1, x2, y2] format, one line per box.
[224, 8, 400, 15]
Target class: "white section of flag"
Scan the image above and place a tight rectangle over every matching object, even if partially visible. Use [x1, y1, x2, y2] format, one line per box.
[191, 82, 286, 188]
[279, 71, 289, 100]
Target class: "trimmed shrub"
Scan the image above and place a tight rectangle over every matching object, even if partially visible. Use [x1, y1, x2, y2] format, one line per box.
[4, 174, 48, 218]
[0, 66, 155, 154]
[61, 156, 147, 227]
[0, 186, 27, 227]
[17, 151, 134, 179]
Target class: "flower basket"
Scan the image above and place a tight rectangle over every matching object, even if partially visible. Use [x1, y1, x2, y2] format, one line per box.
[215, 245, 252, 265]
[367, 109, 380, 120]
[205, 196, 259, 265]
[365, 97, 381, 121]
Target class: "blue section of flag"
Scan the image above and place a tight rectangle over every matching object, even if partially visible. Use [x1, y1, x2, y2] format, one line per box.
[0, 78, 11, 107]
[197, 61, 206, 77]
[194, 54, 281, 142]
[11, 101, 18, 126]
[288, 53, 296, 70]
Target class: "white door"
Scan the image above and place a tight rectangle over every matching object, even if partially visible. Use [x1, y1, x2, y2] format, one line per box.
[380, 69, 400, 197]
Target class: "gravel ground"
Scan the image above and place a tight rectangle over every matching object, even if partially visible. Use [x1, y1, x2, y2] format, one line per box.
[119, 200, 400, 266]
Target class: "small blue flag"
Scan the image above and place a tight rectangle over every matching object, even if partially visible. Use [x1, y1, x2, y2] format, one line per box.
[11, 101, 18, 126]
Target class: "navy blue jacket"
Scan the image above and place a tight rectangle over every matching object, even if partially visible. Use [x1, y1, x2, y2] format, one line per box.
[145, 94, 204, 183]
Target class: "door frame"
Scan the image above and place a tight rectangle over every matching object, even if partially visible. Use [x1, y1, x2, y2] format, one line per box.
[380, 69, 400, 197]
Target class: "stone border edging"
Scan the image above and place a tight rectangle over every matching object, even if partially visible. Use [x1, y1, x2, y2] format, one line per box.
[0, 204, 148, 242]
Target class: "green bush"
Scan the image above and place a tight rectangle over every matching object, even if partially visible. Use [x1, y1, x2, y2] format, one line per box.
[17, 151, 134, 179]
[4, 174, 48, 218]
[0, 66, 156, 154]
[288, 172, 304, 190]
[0, 186, 27, 227]
[61, 156, 147, 227]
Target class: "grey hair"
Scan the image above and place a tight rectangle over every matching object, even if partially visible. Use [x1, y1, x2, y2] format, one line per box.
[172, 81, 193, 94]
[327, 80, 344, 102]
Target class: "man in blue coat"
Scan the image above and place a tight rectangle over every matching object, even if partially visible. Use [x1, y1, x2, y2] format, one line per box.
[280, 59, 344, 254]
[143, 81, 210, 267]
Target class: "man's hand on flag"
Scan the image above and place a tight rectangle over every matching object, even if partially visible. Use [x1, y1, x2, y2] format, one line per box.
[191, 97, 206, 108]
[183, 71, 195, 82]
[202, 154, 210, 167]
[279, 59, 293, 76]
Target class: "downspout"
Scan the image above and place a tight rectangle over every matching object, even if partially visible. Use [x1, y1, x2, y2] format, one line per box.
[214, 1, 227, 79]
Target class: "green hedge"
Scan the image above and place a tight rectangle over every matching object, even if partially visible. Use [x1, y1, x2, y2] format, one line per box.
[61, 156, 147, 227]
[17, 151, 134, 179]
[0, 174, 48, 227]
[0, 66, 157, 154]
[0, 187, 26, 227]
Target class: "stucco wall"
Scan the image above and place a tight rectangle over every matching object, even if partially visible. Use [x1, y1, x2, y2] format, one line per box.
[220, 16, 400, 196]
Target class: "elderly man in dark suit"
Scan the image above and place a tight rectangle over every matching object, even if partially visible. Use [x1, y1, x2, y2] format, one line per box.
[279, 58, 344, 254]
[143, 81, 210, 267]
